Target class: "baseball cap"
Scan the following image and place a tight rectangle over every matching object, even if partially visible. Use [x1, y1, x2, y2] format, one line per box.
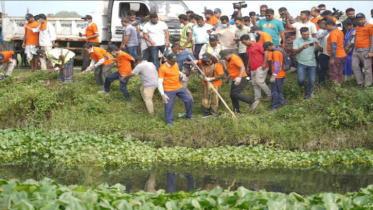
[214, 8, 221, 13]
[25, 13, 33, 20]
[140, 17, 149, 23]
[81, 15, 93, 20]
[201, 53, 212, 61]
[83, 43, 92, 48]
[186, 11, 194, 14]
[36, 49, 45, 57]
[203, 10, 214, 15]
[209, 34, 218, 40]
[219, 50, 230, 59]
[262, 41, 273, 50]
[356, 13, 365, 18]
[249, 26, 260, 33]
[325, 19, 336, 26]
[38, 14, 47, 20]
[106, 44, 119, 52]
[0, 54, 4, 62]
[167, 53, 178, 62]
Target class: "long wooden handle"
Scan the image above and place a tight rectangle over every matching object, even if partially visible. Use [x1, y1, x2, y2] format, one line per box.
[188, 56, 237, 119]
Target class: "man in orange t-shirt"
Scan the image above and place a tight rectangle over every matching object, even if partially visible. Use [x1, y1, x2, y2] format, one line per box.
[22, 13, 40, 72]
[98, 45, 135, 102]
[158, 53, 193, 125]
[263, 42, 286, 110]
[250, 26, 273, 44]
[0, 51, 16, 80]
[310, 7, 322, 31]
[351, 13, 373, 88]
[204, 10, 218, 29]
[326, 20, 347, 85]
[219, 50, 259, 113]
[80, 15, 100, 72]
[82, 43, 115, 86]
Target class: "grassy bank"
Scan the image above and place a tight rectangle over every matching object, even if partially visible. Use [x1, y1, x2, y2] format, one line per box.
[1, 69, 373, 150]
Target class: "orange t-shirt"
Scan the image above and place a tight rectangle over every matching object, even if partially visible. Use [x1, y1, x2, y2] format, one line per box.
[198, 60, 224, 87]
[86, 23, 100, 43]
[327, 29, 346, 58]
[0, 51, 14, 64]
[226, 54, 247, 80]
[272, 50, 286, 79]
[355, 23, 373, 49]
[266, 51, 273, 62]
[258, 32, 273, 44]
[310, 16, 322, 31]
[205, 16, 218, 26]
[117, 52, 134, 76]
[158, 62, 183, 92]
[25, 21, 40, 45]
[89, 47, 115, 66]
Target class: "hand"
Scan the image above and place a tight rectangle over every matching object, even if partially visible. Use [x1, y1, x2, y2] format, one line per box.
[261, 64, 267, 70]
[119, 76, 126, 82]
[368, 52, 373, 58]
[79, 32, 83, 37]
[86, 66, 94, 72]
[302, 44, 309, 49]
[183, 61, 191, 65]
[162, 94, 169, 104]
[181, 45, 186, 50]
[204, 77, 213, 82]
[22, 43, 25, 49]
[120, 44, 126, 50]
[36, 43, 40, 48]
[151, 42, 156, 47]
[329, 60, 335, 65]
[47, 69, 54, 75]
[165, 42, 170, 48]
[225, 77, 230, 83]
[234, 77, 242, 85]
[270, 75, 276, 83]
[281, 43, 286, 49]
[180, 73, 187, 81]
[314, 41, 320, 47]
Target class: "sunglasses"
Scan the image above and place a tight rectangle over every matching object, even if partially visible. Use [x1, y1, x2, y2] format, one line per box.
[260, 10, 266, 12]
[266, 15, 271, 17]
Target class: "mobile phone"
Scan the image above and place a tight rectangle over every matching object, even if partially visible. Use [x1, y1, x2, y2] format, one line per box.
[309, 43, 314, 46]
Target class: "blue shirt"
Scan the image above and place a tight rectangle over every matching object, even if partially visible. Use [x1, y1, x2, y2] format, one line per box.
[192, 24, 213, 44]
[176, 50, 196, 72]
[258, 18, 284, 46]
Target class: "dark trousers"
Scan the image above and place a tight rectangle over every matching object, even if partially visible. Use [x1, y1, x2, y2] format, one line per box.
[166, 172, 176, 194]
[329, 56, 346, 85]
[318, 54, 330, 85]
[104, 71, 131, 101]
[230, 78, 255, 112]
[271, 78, 286, 109]
[239, 53, 249, 70]
[82, 42, 100, 71]
[164, 88, 193, 125]
[150, 45, 165, 70]
[194, 44, 204, 59]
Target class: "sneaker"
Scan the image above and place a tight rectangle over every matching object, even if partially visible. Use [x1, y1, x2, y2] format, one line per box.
[250, 100, 260, 111]
[97, 91, 109, 94]
[301, 90, 306, 97]
[202, 113, 213, 118]
[263, 96, 272, 102]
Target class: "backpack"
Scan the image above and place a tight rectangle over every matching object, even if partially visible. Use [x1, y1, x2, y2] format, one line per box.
[274, 47, 292, 71]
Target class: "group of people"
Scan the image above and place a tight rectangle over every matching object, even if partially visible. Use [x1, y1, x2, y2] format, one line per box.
[1, 4, 373, 125]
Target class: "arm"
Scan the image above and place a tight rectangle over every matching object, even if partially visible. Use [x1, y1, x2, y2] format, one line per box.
[262, 51, 268, 69]
[273, 61, 280, 76]
[183, 30, 192, 49]
[251, 16, 257, 27]
[123, 35, 130, 45]
[237, 8, 242, 18]
[315, 41, 323, 52]
[59, 55, 65, 68]
[279, 31, 286, 47]
[238, 64, 245, 78]
[22, 30, 26, 48]
[293, 41, 307, 54]
[121, 73, 135, 80]
[312, 33, 317, 38]
[165, 29, 170, 47]
[330, 42, 337, 60]
[49, 23, 57, 43]
[86, 33, 99, 40]
[285, 17, 294, 29]
[143, 33, 155, 46]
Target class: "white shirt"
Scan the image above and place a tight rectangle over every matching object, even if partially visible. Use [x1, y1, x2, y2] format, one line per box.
[292, 21, 317, 39]
[32, 22, 56, 47]
[215, 25, 237, 50]
[317, 29, 329, 56]
[143, 21, 168, 46]
[192, 24, 213, 44]
[370, 18, 373, 25]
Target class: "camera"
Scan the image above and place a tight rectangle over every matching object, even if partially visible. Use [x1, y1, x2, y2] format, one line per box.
[332, 8, 344, 19]
[233, 1, 247, 9]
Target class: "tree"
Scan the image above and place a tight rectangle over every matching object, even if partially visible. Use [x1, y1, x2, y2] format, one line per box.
[54, 11, 81, 17]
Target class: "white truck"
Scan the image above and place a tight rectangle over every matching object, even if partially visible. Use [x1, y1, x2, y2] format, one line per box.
[2, 0, 189, 61]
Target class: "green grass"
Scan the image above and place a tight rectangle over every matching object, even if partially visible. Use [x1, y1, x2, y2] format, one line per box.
[1, 68, 373, 151]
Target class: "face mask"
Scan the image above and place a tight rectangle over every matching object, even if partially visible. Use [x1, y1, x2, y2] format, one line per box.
[222, 24, 228, 28]
[111, 52, 116, 57]
[253, 33, 258, 38]
[320, 10, 325, 14]
[85, 21, 89, 26]
[37, 20, 41, 23]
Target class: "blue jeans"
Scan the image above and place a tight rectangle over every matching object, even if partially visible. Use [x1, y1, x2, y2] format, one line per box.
[104, 71, 131, 101]
[150, 45, 165, 70]
[271, 78, 286, 109]
[125, 46, 138, 59]
[297, 63, 316, 98]
[164, 88, 193, 125]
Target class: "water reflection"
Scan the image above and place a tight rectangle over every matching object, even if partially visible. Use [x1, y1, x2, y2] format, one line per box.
[1, 164, 373, 195]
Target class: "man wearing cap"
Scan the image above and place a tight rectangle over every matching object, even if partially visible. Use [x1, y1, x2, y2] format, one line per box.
[235, 17, 254, 73]
[36, 48, 75, 82]
[240, 35, 271, 101]
[98, 45, 135, 102]
[214, 8, 222, 28]
[250, 26, 272, 44]
[24, 13, 57, 71]
[193, 16, 213, 60]
[197, 53, 225, 118]
[120, 17, 139, 59]
[158, 53, 192, 125]
[0, 51, 16, 81]
[178, 14, 193, 53]
[204, 10, 218, 30]
[216, 16, 238, 55]
[80, 15, 100, 72]
[22, 13, 40, 72]
[351, 13, 373, 88]
[220, 50, 259, 113]
[120, 56, 158, 115]
[82, 43, 115, 86]
[325, 19, 346, 85]
[199, 34, 224, 61]
[143, 13, 170, 71]
[139, 17, 151, 60]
